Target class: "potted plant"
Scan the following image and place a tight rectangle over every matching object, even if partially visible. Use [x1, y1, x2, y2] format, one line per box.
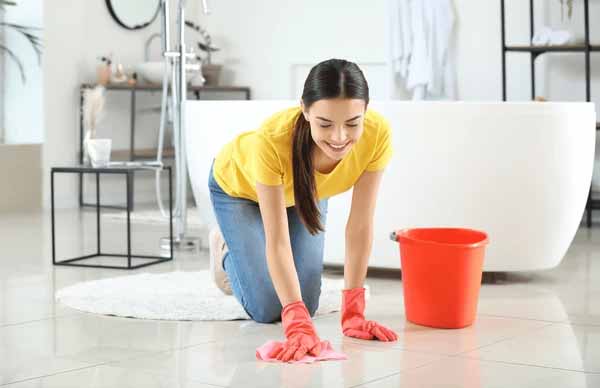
[185, 20, 221, 86]
[0, 0, 43, 83]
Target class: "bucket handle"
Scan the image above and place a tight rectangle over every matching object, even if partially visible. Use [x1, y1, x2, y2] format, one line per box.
[389, 231, 398, 242]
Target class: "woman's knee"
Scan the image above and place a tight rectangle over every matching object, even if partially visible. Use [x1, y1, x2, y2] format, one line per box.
[247, 303, 282, 323]
[244, 288, 282, 323]
[244, 287, 321, 322]
[245, 288, 320, 322]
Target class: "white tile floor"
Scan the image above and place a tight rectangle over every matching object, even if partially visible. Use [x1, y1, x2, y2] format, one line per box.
[0, 207, 599, 387]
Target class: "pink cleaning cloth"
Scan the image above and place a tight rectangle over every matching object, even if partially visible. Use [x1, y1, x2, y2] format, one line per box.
[256, 340, 348, 363]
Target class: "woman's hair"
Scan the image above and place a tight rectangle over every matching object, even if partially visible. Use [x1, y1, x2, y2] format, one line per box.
[292, 58, 370, 235]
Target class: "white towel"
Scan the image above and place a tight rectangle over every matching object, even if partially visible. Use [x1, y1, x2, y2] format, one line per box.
[532, 26, 575, 46]
[390, 0, 412, 79]
[390, 0, 456, 100]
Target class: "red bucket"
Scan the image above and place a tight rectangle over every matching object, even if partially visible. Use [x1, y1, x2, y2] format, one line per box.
[390, 228, 489, 329]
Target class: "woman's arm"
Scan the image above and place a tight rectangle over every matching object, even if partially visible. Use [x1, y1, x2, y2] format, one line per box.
[255, 182, 302, 306]
[344, 169, 384, 289]
[256, 183, 325, 360]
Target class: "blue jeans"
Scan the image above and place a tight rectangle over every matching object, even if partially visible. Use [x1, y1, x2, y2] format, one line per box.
[208, 161, 328, 323]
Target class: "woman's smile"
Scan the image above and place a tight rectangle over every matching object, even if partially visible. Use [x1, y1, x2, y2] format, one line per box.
[325, 140, 351, 153]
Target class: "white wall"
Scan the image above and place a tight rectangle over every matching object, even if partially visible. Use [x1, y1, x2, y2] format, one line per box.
[42, 0, 600, 210]
[191, 0, 391, 99]
[194, 0, 599, 102]
[1, 8, 4, 142]
[3, 0, 43, 144]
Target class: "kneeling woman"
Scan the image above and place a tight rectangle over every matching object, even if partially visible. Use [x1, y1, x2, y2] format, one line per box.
[208, 58, 398, 362]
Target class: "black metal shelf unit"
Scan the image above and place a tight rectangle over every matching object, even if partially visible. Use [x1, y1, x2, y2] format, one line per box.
[78, 83, 251, 211]
[500, 0, 597, 227]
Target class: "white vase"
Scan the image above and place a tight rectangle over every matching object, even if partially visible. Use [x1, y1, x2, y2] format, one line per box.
[190, 65, 206, 87]
[85, 138, 112, 168]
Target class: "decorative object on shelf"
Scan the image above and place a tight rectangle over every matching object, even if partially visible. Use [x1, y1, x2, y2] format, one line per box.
[123, 64, 137, 85]
[189, 67, 206, 87]
[559, 0, 574, 22]
[0, 0, 43, 83]
[201, 64, 222, 86]
[86, 138, 112, 168]
[531, 26, 575, 46]
[111, 63, 127, 83]
[127, 72, 138, 86]
[185, 20, 222, 86]
[105, 0, 161, 30]
[96, 55, 112, 86]
[82, 85, 110, 167]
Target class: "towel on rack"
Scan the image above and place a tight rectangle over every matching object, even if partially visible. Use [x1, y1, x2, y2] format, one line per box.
[532, 26, 576, 46]
[390, 0, 456, 100]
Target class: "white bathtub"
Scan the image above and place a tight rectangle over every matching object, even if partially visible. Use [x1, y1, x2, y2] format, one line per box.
[186, 100, 596, 272]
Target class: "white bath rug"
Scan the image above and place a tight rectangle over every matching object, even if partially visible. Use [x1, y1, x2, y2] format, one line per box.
[101, 207, 206, 229]
[55, 271, 370, 321]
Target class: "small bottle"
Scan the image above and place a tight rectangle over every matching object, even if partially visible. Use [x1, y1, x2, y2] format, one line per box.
[96, 56, 112, 86]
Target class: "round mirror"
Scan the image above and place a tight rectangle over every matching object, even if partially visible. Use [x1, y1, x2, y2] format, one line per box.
[106, 0, 161, 30]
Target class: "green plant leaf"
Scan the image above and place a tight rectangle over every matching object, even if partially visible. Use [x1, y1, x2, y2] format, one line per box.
[0, 22, 43, 65]
[0, 43, 25, 82]
[0, 0, 17, 10]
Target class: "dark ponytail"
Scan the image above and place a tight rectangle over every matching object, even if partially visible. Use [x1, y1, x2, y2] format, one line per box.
[292, 58, 370, 235]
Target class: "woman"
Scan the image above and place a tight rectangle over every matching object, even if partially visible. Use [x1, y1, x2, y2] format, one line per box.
[208, 58, 398, 362]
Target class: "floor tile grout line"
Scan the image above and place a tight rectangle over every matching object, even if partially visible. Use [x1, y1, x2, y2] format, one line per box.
[446, 322, 600, 375]
[450, 319, 600, 359]
[101, 339, 223, 367]
[454, 354, 600, 375]
[0, 339, 222, 387]
[477, 313, 568, 324]
[0, 360, 121, 387]
[348, 372, 403, 388]
[328, 321, 558, 358]
[560, 320, 600, 328]
[327, 338, 460, 358]
[478, 313, 600, 327]
[347, 355, 453, 388]
[347, 354, 600, 388]
[181, 378, 229, 388]
[0, 312, 84, 329]
[0, 357, 229, 388]
[449, 322, 557, 357]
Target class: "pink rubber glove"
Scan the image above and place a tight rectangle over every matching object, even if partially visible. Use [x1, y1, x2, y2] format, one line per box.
[267, 300, 323, 362]
[341, 287, 398, 341]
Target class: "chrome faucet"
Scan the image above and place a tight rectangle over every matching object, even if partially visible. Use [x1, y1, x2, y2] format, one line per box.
[154, 0, 208, 250]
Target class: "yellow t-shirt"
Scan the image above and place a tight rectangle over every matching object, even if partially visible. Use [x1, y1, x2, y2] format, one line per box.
[212, 106, 393, 207]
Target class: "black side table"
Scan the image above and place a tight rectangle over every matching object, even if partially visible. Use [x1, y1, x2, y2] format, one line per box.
[51, 164, 173, 269]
